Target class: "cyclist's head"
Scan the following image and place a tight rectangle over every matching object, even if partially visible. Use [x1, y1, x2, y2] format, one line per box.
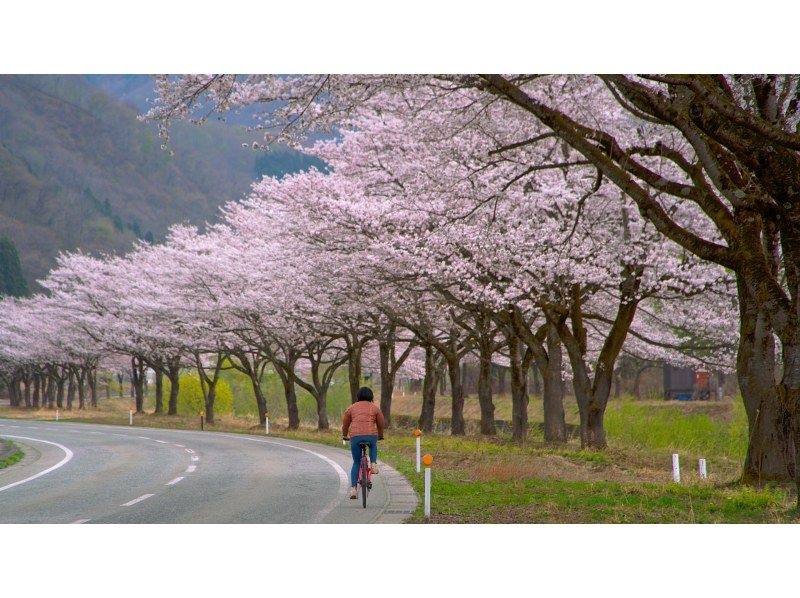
[356, 387, 374, 402]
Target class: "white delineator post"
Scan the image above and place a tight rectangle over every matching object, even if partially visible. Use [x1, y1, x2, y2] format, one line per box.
[414, 429, 422, 473]
[129, 409, 133, 426]
[265, 414, 270, 435]
[422, 454, 433, 519]
[698, 458, 708, 480]
[672, 453, 681, 483]
[56, 409, 59, 422]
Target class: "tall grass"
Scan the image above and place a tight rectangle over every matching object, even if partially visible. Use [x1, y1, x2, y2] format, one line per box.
[604, 399, 748, 461]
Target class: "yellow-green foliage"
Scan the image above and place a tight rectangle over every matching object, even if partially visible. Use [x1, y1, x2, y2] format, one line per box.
[165, 374, 234, 416]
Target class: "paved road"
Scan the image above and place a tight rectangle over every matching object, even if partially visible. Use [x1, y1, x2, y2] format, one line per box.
[0, 418, 417, 523]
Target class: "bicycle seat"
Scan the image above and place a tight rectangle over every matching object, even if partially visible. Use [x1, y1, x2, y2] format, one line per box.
[358, 441, 371, 447]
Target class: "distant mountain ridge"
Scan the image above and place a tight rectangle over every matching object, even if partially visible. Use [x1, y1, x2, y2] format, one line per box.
[0, 75, 321, 290]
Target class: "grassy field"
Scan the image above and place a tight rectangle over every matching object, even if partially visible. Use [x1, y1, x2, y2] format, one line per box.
[1, 383, 796, 523]
[0, 439, 23, 469]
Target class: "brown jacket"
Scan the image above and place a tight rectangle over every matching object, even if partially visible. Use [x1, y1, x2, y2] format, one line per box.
[342, 401, 385, 438]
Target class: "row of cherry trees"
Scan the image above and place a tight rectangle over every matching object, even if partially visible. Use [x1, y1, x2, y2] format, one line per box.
[1, 76, 736, 460]
[143, 74, 798, 486]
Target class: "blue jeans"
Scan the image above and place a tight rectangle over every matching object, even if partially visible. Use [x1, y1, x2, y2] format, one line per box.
[349, 435, 378, 487]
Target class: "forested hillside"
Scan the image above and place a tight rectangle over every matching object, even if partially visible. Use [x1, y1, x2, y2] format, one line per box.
[0, 75, 320, 289]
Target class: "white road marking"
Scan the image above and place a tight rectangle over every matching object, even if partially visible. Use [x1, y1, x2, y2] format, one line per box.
[166, 477, 184, 485]
[185, 448, 195, 454]
[137, 436, 151, 440]
[121, 494, 154, 507]
[190, 455, 199, 461]
[186, 465, 196, 473]
[154, 439, 167, 444]
[174, 444, 185, 448]
[72, 519, 91, 524]
[0, 436, 74, 493]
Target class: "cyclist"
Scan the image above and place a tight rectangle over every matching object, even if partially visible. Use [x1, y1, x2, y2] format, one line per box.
[342, 386, 385, 499]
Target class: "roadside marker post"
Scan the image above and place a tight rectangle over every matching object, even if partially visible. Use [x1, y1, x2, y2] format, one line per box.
[129, 409, 133, 426]
[265, 413, 270, 435]
[200, 412, 204, 431]
[56, 409, 59, 422]
[672, 453, 681, 483]
[414, 429, 421, 473]
[698, 458, 707, 480]
[422, 454, 433, 518]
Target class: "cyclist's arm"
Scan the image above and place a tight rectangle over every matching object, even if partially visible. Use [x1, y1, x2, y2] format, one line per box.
[342, 409, 352, 438]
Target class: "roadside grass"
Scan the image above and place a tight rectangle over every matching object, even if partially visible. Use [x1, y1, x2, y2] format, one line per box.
[1, 391, 796, 522]
[0, 439, 23, 469]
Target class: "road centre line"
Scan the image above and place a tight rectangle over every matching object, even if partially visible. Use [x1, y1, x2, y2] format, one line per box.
[0, 436, 74, 493]
[72, 519, 91, 524]
[153, 439, 167, 444]
[186, 465, 196, 473]
[121, 494, 154, 507]
[166, 477, 184, 485]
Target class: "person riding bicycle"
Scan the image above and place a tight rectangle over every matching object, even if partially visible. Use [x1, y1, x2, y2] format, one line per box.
[342, 386, 385, 500]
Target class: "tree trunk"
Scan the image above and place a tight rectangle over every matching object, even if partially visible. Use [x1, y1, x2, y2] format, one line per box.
[583, 407, 607, 448]
[477, 343, 496, 435]
[32, 374, 40, 408]
[154, 369, 164, 414]
[23, 375, 31, 408]
[541, 322, 567, 443]
[315, 389, 329, 430]
[347, 344, 362, 404]
[167, 363, 180, 415]
[275, 358, 300, 429]
[508, 333, 529, 443]
[44, 375, 54, 409]
[77, 369, 86, 410]
[737, 281, 795, 482]
[66, 370, 75, 410]
[497, 366, 507, 396]
[419, 345, 438, 433]
[89, 369, 98, 408]
[378, 341, 394, 427]
[205, 384, 216, 424]
[446, 354, 465, 436]
[530, 364, 541, 396]
[56, 376, 65, 409]
[283, 374, 300, 429]
[250, 374, 267, 425]
[131, 357, 145, 414]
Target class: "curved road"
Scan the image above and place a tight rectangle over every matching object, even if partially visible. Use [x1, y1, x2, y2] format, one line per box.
[0, 418, 417, 523]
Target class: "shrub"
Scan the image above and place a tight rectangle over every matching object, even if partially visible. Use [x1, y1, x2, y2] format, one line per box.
[165, 374, 234, 416]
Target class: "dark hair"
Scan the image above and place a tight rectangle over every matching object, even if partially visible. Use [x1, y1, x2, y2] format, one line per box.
[356, 387, 374, 402]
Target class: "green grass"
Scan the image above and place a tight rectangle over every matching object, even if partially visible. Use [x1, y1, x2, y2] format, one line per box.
[605, 399, 749, 461]
[0, 439, 23, 469]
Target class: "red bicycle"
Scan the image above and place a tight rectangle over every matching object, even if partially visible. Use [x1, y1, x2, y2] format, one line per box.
[356, 441, 373, 508]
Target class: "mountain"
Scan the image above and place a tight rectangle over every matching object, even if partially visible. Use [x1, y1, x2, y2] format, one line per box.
[0, 75, 322, 290]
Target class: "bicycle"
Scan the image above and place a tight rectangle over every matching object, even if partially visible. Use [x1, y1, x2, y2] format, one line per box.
[344, 438, 373, 508]
[356, 441, 373, 508]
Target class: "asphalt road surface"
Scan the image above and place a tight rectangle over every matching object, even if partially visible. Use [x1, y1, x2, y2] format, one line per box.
[0, 418, 417, 523]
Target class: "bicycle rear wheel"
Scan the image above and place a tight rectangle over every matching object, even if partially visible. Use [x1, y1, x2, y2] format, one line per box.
[361, 457, 368, 508]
